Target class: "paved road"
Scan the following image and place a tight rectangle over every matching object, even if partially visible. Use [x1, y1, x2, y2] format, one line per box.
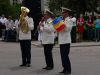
[0, 41, 100, 75]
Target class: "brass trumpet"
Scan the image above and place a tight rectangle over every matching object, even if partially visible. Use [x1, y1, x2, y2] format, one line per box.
[19, 6, 30, 33]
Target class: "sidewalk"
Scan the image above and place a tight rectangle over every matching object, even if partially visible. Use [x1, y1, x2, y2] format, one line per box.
[1, 38, 100, 47]
[32, 41, 100, 47]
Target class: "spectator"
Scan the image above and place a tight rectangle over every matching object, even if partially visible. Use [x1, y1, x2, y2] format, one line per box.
[0, 16, 2, 25]
[95, 14, 100, 42]
[0, 14, 7, 37]
[4, 16, 14, 41]
[70, 14, 77, 43]
[14, 19, 19, 41]
[0, 14, 7, 29]
[86, 15, 94, 40]
[77, 14, 85, 42]
[14, 19, 19, 29]
[5, 16, 14, 30]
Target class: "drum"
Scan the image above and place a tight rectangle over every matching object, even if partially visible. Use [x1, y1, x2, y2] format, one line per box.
[52, 16, 66, 32]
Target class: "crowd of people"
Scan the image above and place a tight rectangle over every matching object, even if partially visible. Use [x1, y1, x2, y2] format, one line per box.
[76, 14, 100, 42]
[0, 14, 19, 41]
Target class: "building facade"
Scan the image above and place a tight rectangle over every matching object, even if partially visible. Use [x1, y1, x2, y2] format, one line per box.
[41, 0, 48, 11]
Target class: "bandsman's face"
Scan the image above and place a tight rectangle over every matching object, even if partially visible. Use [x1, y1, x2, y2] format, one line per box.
[62, 12, 68, 17]
[23, 11, 28, 17]
[44, 13, 50, 19]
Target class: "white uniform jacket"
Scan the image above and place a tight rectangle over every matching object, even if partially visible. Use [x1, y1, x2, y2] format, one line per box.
[40, 18, 55, 44]
[19, 16, 34, 40]
[58, 17, 73, 44]
[71, 17, 76, 27]
[5, 19, 14, 30]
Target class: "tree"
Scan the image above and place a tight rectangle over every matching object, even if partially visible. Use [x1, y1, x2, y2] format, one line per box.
[48, 0, 100, 16]
[0, 0, 21, 19]
[0, 0, 10, 15]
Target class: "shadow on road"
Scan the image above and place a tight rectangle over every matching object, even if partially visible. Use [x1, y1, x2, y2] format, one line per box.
[9, 66, 27, 71]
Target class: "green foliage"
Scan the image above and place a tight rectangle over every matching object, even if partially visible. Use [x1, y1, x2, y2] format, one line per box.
[10, 4, 21, 19]
[48, 0, 100, 16]
[0, 0, 21, 19]
[0, 0, 10, 15]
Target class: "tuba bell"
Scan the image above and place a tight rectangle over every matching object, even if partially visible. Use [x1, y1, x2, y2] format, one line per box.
[19, 6, 30, 33]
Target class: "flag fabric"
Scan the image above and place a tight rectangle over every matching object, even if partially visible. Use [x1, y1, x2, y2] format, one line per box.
[53, 16, 66, 32]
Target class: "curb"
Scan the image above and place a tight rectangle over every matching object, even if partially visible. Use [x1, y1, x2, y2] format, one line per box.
[32, 43, 100, 48]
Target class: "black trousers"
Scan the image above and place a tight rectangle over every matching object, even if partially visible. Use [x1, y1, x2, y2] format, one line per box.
[95, 28, 100, 41]
[0, 24, 6, 37]
[20, 40, 31, 65]
[87, 28, 94, 40]
[43, 44, 54, 68]
[71, 26, 76, 43]
[60, 43, 71, 73]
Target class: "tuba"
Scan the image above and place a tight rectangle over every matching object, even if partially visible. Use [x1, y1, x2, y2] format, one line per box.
[19, 6, 30, 33]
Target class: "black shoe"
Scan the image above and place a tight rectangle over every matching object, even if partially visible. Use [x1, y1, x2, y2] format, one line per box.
[19, 64, 26, 67]
[42, 67, 53, 70]
[59, 70, 71, 74]
[26, 64, 31, 67]
[42, 67, 47, 69]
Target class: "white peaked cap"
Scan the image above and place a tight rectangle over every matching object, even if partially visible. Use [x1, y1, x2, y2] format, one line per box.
[21, 6, 30, 13]
[44, 8, 54, 15]
[61, 7, 72, 12]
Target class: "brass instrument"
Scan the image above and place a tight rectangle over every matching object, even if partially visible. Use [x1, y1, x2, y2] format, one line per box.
[19, 6, 30, 33]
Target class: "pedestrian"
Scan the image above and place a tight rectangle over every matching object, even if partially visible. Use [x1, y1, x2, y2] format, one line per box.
[77, 14, 85, 42]
[4, 16, 14, 41]
[39, 9, 55, 70]
[14, 19, 19, 41]
[38, 16, 44, 43]
[70, 13, 77, 43]
[58, 7, 73, 74]
[95, 14, 100, 42]
[86, 15, 94, 40]
[0, 14, 7, 29]
[0, 14, 7, 37]
[18, 6, 34, 67]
